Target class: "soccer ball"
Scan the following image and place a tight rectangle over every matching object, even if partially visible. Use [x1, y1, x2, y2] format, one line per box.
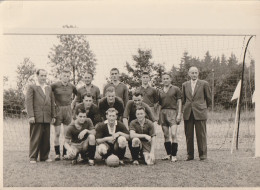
[105, 154, 119, 167]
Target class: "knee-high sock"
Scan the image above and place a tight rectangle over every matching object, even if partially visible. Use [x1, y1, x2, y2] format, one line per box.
[63, 145, 67, 156]
[171, 143, 178, 156]
[132, 147, 140, 161]
[88, 145, 96, 160]
[54, 145, 60, 155]
[117, 147, 126, 160]
[164, 142, 172, 155]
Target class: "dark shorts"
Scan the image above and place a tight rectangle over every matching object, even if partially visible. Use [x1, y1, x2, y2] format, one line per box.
[159, 109, 177, 126]
[54, 105, 72, 126]
[103, 141, 119, 154]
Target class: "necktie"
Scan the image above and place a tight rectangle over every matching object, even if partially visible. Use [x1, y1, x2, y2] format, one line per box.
[192, 82, 196, 95]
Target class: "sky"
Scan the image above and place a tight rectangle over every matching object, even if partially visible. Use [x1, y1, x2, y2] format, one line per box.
[1, 0, 259, 90]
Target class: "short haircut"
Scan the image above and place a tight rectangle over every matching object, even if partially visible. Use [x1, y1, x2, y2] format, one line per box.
[106, 108, 118, 115]
[105, 86, 115, 94]
[84, 72, 94, 78]
[36, 69, 46, 76]
[110, 68, 119, 74]
[136, 105, 146, 113]
[133, 89, 143, 97]
[142, 71, 150, 76]
[62, 68, 71, 74]
[83, 93, 94, 100]
[162, 72, 172, 78]
[75, 107, 86, 116]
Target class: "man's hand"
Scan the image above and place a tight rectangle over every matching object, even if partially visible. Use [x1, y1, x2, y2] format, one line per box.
[112, 132, 120, 140]
[107, 136, 115, 144]
[176, 114, 181, 125]
[51, 118, 56, 124]
[29, 117, 35, 124]
[144, 135, 151, 142]
[78, 130, 88, 140]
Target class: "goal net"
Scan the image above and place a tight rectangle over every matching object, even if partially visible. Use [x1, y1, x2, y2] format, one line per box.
[2, 31, 255, 155]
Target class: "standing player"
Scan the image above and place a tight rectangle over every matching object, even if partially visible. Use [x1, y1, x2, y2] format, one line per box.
[75, 72, 101, 105]
[26, 69, 56, 163]
[182, 67, 211, 161]
[103, 68, 129, 106]
[130, 106, 156, 165]
[51, 68, 78, 161]
[158, 72, 182, 162]
[137, 71, 159, 121]
[98, 86, 124, 121]
[96, 108, 130, 165]
[74, 93, 102, 126]
[64, 108, 96, 165]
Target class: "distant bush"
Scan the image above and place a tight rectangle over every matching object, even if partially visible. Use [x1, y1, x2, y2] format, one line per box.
[3, 88, 26, 118]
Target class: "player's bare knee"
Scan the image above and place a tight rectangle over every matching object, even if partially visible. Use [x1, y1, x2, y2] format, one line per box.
[98, 144, 107, 156]
[132, 138, 141, 147]
[118, 136, 127, 148]
[88, 134, 96, 145]
[163, 134, 170, 141]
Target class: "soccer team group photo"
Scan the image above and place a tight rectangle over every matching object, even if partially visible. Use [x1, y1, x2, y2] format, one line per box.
[27, 66, 209, 167]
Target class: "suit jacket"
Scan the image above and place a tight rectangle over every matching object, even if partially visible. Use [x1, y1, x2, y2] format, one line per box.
[182, 79, 211, 120]
[25, 84, 56, 123]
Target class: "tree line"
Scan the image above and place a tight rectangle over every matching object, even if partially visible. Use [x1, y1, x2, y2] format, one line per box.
[3, 28, 255, 117]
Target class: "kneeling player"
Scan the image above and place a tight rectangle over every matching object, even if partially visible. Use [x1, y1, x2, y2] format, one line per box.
[96, 108, 130, 165]
[130, 106, 156, 165]
[64, 108, 96, 166]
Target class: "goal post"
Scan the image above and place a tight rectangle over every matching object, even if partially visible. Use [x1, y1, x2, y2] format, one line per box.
[2, 27, 258, 157]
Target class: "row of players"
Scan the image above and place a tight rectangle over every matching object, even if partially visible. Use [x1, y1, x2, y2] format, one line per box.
[51, 68, 181, 165]
[26, 66, 211, 165]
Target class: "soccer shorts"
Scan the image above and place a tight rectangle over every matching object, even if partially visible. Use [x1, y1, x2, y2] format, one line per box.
[140, 140, 152, 153]
[54, 105, 72, 126]
[70, 139, 89, 152]
[159, 109, 177, 126]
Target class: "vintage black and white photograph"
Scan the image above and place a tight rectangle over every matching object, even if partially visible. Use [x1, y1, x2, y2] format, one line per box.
[1, 0, 260, 188]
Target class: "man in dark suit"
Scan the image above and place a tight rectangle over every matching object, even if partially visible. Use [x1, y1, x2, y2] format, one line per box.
[182, 66, 211, 161]
[25, 69, 56, 163]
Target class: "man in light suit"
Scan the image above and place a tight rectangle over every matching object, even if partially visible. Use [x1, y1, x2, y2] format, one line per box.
[182, 67, 211, 161]
[26, 69, 56, 163]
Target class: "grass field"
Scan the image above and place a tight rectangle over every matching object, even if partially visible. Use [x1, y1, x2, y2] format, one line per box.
[3, 110, 259, 187]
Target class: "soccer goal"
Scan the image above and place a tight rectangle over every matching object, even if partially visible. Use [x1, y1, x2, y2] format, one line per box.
[2, 28, 257, 157]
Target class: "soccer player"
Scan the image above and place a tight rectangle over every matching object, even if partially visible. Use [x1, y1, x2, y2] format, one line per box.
[158, 72, 182, 162]
[103, 68, 129, 106]
[123, 90, 157, 160]
[74, 93, 102, 126]
[51, 68, 78, 161]
[123, 90, 157, 130]
[26, 69, 56, 163]
[75, 72, 101, 105]
[137, 71, 159, 120]
[182, 66, 211, 161]
[98, 86, 124, 121]
[96, 108, 130, 165]
[130, 106, 156, 165]
[64, 108, 96, 165]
